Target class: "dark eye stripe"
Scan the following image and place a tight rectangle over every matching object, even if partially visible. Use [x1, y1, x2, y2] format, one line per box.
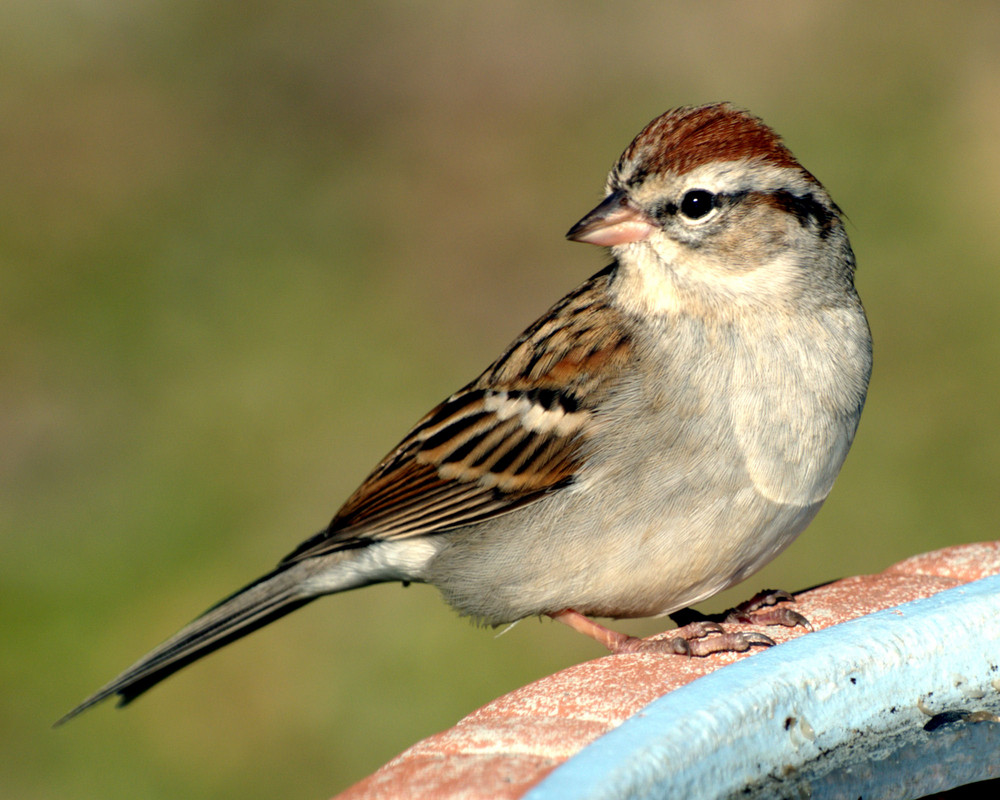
[767, 190, 838, 235]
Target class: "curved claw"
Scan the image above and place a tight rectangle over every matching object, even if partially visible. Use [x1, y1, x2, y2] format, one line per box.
[726, 589, 813, 630]
[686, 630, 776, 656]
[748, 607, 814, 630]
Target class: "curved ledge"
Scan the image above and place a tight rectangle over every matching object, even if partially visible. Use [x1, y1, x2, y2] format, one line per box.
[336, 542, 1000, 799]
[526, 573, 1000, 799]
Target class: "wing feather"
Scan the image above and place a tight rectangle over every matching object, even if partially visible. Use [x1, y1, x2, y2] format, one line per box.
[280, 266, 634, 565]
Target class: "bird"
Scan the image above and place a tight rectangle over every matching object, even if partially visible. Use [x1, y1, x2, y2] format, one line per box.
[59, 102, 871, 724]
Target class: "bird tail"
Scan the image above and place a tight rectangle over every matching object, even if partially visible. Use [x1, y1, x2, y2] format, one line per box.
[55, 556, 349, 726]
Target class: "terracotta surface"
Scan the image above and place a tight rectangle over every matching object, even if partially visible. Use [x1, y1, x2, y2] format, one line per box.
[334, 542, 1000, 800]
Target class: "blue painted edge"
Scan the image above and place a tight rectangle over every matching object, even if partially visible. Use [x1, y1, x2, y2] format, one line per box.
[525, 573, 1000, 800]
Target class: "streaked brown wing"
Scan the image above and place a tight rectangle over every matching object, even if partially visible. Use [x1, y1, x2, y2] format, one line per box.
[279, 266, 633, 565]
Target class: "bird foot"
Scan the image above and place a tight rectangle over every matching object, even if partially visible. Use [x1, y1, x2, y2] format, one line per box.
[614, 620, 775, 656]
[550, 609, 775, 657]
[669, 588, 812, 631]
[724, 588, 813, 630]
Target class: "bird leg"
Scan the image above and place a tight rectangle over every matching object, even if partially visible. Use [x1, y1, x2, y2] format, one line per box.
[550, 608, 774, 656]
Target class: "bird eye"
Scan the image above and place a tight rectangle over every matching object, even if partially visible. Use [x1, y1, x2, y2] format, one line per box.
[679, 190, 716, 221]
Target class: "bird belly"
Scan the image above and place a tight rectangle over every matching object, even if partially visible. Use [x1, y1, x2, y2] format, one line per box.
[427, 313, 863, 625]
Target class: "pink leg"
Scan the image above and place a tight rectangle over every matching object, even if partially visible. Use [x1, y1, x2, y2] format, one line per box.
[550, 609, 774, 656]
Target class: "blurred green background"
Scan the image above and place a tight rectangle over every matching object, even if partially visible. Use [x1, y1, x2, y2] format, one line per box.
[3, 2, 999, 798]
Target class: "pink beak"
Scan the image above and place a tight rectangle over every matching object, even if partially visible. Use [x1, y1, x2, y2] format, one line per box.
[566, 190, 657, 247]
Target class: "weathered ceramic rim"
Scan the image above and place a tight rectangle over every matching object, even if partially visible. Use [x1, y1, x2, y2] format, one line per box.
[525, 573, 1000, 799]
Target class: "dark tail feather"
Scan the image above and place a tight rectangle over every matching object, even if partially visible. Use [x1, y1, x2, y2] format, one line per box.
[55, 564, 317, 726]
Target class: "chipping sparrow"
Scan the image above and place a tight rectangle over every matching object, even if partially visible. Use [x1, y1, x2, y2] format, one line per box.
[60, 103, 871, 722]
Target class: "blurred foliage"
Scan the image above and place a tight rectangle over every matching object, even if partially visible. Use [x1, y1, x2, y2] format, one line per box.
[3, 2, 999, 798]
